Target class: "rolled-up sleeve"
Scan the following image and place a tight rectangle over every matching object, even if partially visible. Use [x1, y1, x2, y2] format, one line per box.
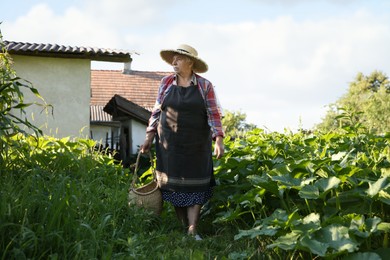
[146, 76, 172, 133]
[146, 102, 161, 134]
[203, 81, 224, 139]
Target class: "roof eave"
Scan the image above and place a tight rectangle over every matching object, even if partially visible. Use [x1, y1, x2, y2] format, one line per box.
[104, 95, 151, 124]
[7, 50, 132, 62]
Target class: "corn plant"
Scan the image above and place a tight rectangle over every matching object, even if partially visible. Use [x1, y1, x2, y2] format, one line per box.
[0, 30, 52, 139]
[0, 29, 52, 175]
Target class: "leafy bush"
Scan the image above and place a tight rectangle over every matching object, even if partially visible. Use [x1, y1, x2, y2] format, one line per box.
[211, 127, 390, 259]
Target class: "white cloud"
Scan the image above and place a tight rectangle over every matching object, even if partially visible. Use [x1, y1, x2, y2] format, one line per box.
[82, 0, 175, 27]
[2, 1, 390, 132]
[3, 4, 122, 47]
[134, 11, 389, 131]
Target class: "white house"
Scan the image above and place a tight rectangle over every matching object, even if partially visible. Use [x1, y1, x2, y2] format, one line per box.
[5, 40, 170, 164]
[5, 40, 132, 137]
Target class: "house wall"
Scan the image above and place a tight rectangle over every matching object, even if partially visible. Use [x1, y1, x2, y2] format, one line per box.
[12, 55, 91, 138]
[118, 119, 148, 155]
[91, 120, 146, 157]
[90, 125, 120, 150]
[130, 120, 148, 154]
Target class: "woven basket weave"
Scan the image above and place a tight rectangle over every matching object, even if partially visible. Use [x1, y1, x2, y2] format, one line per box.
[128, 151, 163, 215]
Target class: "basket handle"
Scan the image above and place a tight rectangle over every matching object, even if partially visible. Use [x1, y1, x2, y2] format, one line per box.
[131, 151, 155, 188]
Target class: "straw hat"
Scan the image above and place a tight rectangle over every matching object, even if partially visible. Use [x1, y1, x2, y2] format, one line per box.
[160, 44, 208, 73]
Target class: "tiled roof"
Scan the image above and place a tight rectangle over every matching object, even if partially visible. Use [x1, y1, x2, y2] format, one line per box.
[91, 70, 171, 111]
[4, 40, 132, 62]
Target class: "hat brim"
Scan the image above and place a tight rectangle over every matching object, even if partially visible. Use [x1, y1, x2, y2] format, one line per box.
[160, 49, 208, 73]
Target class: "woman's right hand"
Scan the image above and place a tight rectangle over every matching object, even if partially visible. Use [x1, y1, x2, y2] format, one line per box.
[140, 141, 150, 153]
[140, 132, 155, 153]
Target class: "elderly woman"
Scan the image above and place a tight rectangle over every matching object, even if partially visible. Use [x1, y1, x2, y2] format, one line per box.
[141, 44, 224, 240]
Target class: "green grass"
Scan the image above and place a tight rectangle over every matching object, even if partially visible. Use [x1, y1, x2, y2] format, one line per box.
[0, 135, 262, 260]
[0, 171, 258, 259]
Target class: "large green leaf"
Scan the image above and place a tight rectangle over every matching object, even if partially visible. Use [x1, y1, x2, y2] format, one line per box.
[268, 164, 291, 176]
[234, 209, 292, 240]
[261, 209, 289, 227]
[267, 232, 300, 251]
[298, 185, 320, 199]
[382, 168, 390, 177]
[301, 176, 318, 185]
[342, 252, 381, 260]
[300, 235, 328, 256]
[332, 151, 347, 161]
[349, 216, 381, 238]
[292, 213, 321, 235]
[315, 176, 341, 192]
[365, 217, 382, 233]
[270, 174, 301, 188]
[327, 190, 363, 206]
[366, 177, 389, 198]
[234, 224, 279, 240]
[377, 222, 390, 232]
[285, 210, 301, 228]
[315, 224, 359, 253]
[247, 174, 279, 195]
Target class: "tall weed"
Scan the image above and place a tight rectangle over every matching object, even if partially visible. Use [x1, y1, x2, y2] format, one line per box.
[1, 135, 130, 258]
[1, 135, 252, 259]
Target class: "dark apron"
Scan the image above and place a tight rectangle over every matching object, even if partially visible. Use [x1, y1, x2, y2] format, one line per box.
[156, 85, 214, 192]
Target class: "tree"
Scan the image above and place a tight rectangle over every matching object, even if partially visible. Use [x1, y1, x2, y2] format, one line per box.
[316, 71, 390, 134]
[222, 109, 257, 139]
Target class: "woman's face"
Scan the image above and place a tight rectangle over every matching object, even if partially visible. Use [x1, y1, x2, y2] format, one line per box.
[172, 54, 193, 74]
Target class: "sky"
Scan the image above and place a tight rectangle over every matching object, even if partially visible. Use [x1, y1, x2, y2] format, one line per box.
[2, 0, 390, 132]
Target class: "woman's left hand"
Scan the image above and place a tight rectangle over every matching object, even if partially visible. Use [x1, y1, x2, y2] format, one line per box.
[214, 136, 224, 159]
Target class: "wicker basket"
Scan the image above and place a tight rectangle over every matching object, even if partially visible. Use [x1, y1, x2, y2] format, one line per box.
[128, 151, 163, 215]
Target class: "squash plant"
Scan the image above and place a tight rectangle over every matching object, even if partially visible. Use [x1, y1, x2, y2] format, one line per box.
[212, 126, 390, 259]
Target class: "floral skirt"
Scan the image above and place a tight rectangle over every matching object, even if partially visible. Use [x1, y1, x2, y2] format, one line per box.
[161, 188, 213, 207]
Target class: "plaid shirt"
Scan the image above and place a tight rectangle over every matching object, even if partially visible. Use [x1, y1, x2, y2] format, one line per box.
[146, 73, 224, 139]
